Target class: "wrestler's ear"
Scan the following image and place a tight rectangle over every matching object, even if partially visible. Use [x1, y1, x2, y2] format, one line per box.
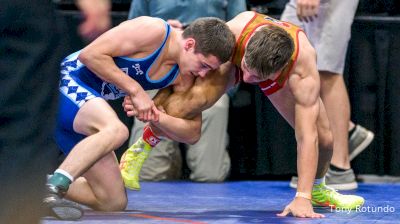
[184, 38, 195, 51]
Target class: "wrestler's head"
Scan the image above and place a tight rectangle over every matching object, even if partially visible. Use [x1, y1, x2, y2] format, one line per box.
[242, 26, 294, 84]
[179, 17, 235, 77]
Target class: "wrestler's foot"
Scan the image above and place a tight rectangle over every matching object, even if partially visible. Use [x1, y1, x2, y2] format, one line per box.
[119, 137, 152, 190]
[312, 182, 364, 210]
[43, 184, 84, 220]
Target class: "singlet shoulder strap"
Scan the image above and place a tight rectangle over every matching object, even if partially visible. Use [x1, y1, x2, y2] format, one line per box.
[148, 20, 172, 59]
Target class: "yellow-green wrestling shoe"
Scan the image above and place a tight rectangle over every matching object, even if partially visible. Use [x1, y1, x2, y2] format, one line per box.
[119, 137, 152, 190]
[312, 182, 365, 210]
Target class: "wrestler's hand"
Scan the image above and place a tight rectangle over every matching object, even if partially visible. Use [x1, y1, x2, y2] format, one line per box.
[122, 96, 135, 117]
[277, 197, 324, 218]
[128, 90, 158, 122]
[147, 106, 166, 126]
[123, 96, 160, 122]
[296, 0, 319, 22]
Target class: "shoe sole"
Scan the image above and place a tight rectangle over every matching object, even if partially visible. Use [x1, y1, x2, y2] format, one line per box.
[47, 199, 84, 221]
[124, 184, 141, 191]
[52, 206, 84, 220]
[349, 131, 374, 161]
[121, 172, 141, 191]
[312, 200, 365, 209]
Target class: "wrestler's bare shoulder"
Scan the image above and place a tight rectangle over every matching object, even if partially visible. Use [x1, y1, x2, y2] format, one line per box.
[234, 11, 256, 20]
[227, 11, 255, 30]
[107, 16, 169, 58]
[291, 31, 317, 77]
[118, 16, 166, 34]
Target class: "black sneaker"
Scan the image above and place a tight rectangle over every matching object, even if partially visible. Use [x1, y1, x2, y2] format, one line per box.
[43, 184, 84, 220]
[349, 125, 374, 161]
[289, 169, 358, 190]
[325, 168, 358, 190]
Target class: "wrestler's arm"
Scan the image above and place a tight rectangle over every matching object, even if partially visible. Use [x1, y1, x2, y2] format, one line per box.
[79, 16, 165, 120]
[149, 62, 238, 143]
[290, 70, 320, 197]
[151, 112, 202, 144]
[280, 41, 322, 217]
[158, 62, 237, 118]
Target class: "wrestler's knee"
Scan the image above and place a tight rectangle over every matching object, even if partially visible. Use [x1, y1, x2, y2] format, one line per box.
[96, 191, 127, 211]
[104, 121, 129, 148]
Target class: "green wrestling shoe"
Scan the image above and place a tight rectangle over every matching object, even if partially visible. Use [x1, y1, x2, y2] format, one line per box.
[312, 182, 365, 210]
[119, 137, 152, 190]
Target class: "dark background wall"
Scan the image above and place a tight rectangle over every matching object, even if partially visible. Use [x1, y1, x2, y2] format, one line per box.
[55, 0, 400, 179]
[345, 15, 400, 176]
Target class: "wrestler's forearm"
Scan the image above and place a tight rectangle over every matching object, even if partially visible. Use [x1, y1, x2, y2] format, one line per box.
[296, 134, 318, 196]
[146, 87, 202, 142]
[147, 87, 215, 143]
[150, 112, 202, 144]
[79, 51, 144, 97]
[155, 62, 237, 119]
[147, 62, 236, 143]
[294, 96, 320, 196]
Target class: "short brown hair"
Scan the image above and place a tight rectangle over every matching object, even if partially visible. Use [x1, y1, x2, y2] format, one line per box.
[245, 26, 294, 79]
[183, 17, 235, 63]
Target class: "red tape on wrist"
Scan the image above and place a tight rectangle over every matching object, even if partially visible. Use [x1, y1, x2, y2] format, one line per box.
[143, 125, 161, 147]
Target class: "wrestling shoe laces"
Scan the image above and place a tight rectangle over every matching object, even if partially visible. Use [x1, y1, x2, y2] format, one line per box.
[311, 182, 365, 210]
[119, 137, 152, 190]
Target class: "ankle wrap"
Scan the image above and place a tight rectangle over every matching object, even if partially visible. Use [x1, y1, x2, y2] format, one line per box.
[143, 125, 161, 147]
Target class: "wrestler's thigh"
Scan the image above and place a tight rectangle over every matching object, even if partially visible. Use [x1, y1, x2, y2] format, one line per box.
[73, 98, 122, 136]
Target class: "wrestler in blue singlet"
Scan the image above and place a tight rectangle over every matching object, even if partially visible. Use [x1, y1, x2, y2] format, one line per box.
[56, 21, 179, 154]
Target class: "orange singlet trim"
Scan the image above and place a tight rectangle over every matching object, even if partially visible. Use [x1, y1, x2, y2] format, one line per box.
[231, 14, 257, 66]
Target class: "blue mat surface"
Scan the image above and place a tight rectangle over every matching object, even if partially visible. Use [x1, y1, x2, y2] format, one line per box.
[42, 181, 400, 223]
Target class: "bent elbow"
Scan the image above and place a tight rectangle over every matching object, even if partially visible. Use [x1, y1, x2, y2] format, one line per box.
[78, 47, 98, 66]
[186, 129, 201, 145]
[78, 49, 90, 65]
[188, 135, 200, 145]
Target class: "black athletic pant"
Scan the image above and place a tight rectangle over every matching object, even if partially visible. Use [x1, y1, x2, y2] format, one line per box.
[0, 1, 68, 223]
